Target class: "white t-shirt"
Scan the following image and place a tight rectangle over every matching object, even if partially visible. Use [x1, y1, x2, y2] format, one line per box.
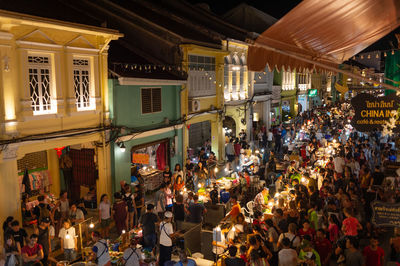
[58, 227, 76, 249]
[160, 222, 173, 247]
[278, 232, 300, 248]
[267, 132, 273, 141]
[123, 247, 141, 266]
[93, 240, 111, 266]
[99, 201, 111, 220]
[333, 157, 345, 173]
[278, 248, 297, 266]
[49, 225, 55, 237]
[70, 209, 85, 221]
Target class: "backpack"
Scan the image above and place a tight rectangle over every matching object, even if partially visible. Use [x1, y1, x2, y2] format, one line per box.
[39, 204, 50, 221]
[123, 193, 134, 212]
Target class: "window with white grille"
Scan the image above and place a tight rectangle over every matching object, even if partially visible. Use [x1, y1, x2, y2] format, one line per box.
[141, 88, 161, 114]
[28, 55, 53, 115]
[73, 59, 92, 111]
[188, 55, 216, 97]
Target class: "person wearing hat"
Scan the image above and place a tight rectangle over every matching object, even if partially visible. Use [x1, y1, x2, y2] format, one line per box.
[298, 239, 321, 266]
[34, 217, 51, 265]
[138, 204, 159, 252]
[159, 211, 180, 266]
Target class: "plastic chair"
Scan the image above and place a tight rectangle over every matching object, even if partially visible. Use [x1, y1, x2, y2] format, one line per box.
[243, 201, 254, 223]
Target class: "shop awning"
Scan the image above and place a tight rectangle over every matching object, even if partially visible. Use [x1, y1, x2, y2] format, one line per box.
[248, 0, 400, 73]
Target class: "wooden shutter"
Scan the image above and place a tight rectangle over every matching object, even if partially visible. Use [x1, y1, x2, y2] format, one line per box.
[141, 88, 152, 114]
[151, 88, 161, 112]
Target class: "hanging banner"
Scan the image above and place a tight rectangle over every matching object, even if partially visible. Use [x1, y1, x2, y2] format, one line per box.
[350, 93, 400, 132]
[371, 201, 400, 227]
[132, 153, 150, 164]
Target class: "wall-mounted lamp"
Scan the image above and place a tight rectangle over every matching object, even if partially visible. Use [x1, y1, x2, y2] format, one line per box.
[118, 142, 126, 152]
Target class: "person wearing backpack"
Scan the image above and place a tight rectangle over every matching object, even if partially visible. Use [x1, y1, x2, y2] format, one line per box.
[91, 231, 111, 266]
[33, 196, 51, 224]
[123, 184, 137, 230]
[278, 237, 297, 266]
[122, 239, 142, 266]
[278, 223, 300, 251]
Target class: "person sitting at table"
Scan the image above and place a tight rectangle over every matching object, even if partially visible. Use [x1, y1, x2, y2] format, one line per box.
[287, 161, 301, 179]
[254, 187, 269, 212]
[221, 196, 241, 223]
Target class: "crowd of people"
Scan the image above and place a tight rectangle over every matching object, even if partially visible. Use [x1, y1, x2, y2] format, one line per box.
[2, 102, 400, 266]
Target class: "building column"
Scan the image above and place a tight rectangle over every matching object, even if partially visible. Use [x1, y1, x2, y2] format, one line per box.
[0, 158, 20, 248]
[47, 149, 61, 196]
[264, 100, 271, 129]
[211, 117, 224, 162]
[96, 137, 111, 203]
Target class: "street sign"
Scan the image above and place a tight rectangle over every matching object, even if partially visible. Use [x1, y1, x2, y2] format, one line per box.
[308, 89, 318, 97]
[371, 201, 400, 227]
[351, 93, 400, 132]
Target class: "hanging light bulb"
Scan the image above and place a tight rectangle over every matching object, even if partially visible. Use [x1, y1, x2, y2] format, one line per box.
[367, 54, 371, 59]
[198, 183, 202, 188]
[89, 222, 95, 229]
[122, 230, 126, 234]
[384, 52, 387, 57]
[119, 142, 126, 152]
[214, 168, 218, 173]
[392, 50, 395, 55]
[361, 55, 364, 59]
[376, 53, 379, 58]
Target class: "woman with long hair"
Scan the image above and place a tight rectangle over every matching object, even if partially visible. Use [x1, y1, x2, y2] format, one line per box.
[99, 194, 111, 238]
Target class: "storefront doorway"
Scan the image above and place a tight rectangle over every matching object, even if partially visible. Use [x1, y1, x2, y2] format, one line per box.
[223, 116, 236, 138]
[131, 139, 169, 170]
[188, 121, 211, 159]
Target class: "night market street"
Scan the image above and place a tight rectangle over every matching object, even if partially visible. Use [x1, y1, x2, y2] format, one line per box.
[0, 0, 400, 265]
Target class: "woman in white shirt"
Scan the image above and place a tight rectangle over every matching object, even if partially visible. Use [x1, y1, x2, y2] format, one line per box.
[98, 194, 111, 239]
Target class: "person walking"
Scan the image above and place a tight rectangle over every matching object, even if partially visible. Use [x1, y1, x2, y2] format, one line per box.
[112, 192, 128, 235]
[99, 194, 111, 239]
[35, 218, 51, 265]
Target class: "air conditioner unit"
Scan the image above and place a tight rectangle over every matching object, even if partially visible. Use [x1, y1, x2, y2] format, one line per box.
[189, 99, 201, 112]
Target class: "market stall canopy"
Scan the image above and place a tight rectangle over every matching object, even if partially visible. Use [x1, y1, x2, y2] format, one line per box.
[248, 0, 400, 73]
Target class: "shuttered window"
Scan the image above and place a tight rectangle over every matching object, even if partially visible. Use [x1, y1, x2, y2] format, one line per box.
[141, 88, 162, 114]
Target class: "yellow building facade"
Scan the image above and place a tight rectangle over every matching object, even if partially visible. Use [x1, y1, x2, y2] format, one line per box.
[0, 9, 121, 243]
[180, 45, 227, 161]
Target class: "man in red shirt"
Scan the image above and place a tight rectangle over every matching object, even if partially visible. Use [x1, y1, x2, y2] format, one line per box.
[22, 234, 44, 266]
[314, 229, 332, 266]
[363, 236, 384, 266]
[298, 220, 316, 241]
[342, 208, 362, 236]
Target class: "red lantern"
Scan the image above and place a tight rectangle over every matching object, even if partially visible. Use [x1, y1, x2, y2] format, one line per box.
[186, 124, 191, 129]
[54, 147, 65, 158]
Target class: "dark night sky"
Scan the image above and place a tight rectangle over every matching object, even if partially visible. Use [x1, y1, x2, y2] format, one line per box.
[186, 0, 302, 19]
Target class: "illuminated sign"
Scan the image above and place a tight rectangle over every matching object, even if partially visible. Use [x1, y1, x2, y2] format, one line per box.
[351, 93, 400, 132]
[308, 89, 318, 97]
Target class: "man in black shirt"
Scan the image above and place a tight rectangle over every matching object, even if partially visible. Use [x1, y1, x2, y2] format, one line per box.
[138, 204, 159, 251]
[372, 166, 385, 186]
[187, 195, 206, 223]
[225, 246, 245, 266]
[6, 220, 28, 248]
